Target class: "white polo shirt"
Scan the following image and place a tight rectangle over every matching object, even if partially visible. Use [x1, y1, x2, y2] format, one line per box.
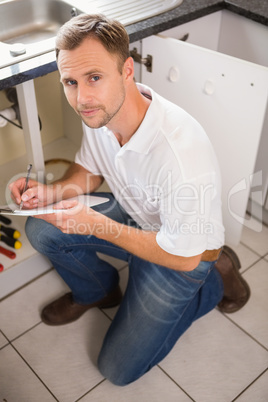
[75, 83, 225, 257]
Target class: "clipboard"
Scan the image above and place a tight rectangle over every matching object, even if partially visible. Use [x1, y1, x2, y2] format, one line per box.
[0, 195, 109, 216]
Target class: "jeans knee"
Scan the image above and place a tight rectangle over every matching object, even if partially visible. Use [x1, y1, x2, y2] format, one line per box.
[97, 356, 127, 386]
[97, 349, 140, 386]
[25, 216, 60, 254]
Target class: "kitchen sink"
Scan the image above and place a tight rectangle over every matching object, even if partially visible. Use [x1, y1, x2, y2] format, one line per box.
[0, 0, 78, 44]
[0, 0, 82, 68]
[0, 0, 184, 68]
[88, 0, 184, 26]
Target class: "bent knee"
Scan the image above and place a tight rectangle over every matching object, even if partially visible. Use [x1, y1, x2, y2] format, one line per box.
[98, 350, 141, 386]
[25, 216, 60, 253]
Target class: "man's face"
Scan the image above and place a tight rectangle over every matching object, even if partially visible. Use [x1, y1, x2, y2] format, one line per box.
[58, 37, 126, 129]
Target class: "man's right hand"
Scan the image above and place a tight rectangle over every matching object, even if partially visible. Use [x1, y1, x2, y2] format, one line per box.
[9, 178, 54, 209]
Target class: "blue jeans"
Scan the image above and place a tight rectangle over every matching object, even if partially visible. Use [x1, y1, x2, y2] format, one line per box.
[25, 192, 224, 386]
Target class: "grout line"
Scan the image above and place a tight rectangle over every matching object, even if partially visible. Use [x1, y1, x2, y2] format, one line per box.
[231, 368, 268, 401]
[9, 342, 59, 401]
[10, 321, 42, 343]
[240, 241, 267, 259]
[241, 253, 268, 276]
[0, 267, 54, 302]
[118, 263, 129, 272]
[158, 365, 196, 401]
[240, 255, 263, 275]
[0, 329, 10, 350]
[100, 308, 114, 322]
[74, 379, 107, 401]
[221, 313, 268, 352]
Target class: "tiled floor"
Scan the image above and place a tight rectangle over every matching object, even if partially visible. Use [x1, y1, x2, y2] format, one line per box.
[0, 220, 267, 402]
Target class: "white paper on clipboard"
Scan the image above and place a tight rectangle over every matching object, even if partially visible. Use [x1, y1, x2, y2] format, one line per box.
[0, 195, 109, 216]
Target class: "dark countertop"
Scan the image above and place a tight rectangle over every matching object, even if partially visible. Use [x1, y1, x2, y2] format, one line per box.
[0, 0, 267, 90]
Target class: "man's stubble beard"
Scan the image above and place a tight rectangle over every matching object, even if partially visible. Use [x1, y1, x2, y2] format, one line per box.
[79, 86, 126, 130]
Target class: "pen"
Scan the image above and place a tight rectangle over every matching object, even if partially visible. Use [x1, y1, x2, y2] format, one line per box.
[19, 163, 32, 210]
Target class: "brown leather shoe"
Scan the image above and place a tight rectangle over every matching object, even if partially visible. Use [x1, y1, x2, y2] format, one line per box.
[41, 286, 122, 326]
[215, 245, 250, 313]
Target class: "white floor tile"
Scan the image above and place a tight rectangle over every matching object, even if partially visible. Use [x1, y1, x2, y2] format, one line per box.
[159, 310, 268, 402]
[241, 221, 268, 256]
[0, 216, 267, 400]
[0, 332, 8, 349]
[13, 309, 111, 402]
[226, 259, 268, 349]
[0, 269, 69, 340]
[0, 345, 56, 401]
[235, 370, 268, 402]
[226, 242, 261, 273]
[80, 366, 191, 402]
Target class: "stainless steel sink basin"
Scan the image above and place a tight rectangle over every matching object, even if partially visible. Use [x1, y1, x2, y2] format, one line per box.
[0, 0, 184, 69]
[0, 0, 81, 67]
[0, 0, 77, 44]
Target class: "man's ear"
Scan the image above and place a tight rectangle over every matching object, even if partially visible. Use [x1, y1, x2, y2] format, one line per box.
[123, 56, 135, 82]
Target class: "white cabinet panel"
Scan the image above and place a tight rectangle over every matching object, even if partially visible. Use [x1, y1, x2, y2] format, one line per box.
[219, 10, 268, 67]
[161, 11, 222, 51]
[141, 35, 268, 245]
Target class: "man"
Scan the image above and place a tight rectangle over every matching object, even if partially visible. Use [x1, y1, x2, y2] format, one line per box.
[10, 14, 250, 386]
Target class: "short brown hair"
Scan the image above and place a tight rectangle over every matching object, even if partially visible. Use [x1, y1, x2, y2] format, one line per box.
[55, 14, 130, 72]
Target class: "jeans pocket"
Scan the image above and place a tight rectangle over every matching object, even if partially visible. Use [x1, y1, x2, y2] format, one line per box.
[173, 261, 214, 303]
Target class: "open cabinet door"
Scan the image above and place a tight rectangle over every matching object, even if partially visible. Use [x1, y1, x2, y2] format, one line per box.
[141, 34, 268, 245]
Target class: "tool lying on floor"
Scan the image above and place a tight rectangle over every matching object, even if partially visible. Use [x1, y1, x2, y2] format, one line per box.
[0, 245, 16, 259]
[0, 234, 21, 249]
[0, 224, 21, 239]
[0, 214, 11, 225]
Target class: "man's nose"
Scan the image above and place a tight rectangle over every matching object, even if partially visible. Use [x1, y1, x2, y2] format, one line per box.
[77, 85, 93, 105]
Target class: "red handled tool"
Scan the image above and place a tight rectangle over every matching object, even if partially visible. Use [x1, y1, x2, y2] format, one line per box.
[0, 263, 3, 272]
[0, 245, 16, 259]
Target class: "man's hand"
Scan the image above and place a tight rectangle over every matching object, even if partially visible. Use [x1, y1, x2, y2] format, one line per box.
[34, 200, 100, 234]
[35, 200, 202, 272]
[9, 178, 54, 209]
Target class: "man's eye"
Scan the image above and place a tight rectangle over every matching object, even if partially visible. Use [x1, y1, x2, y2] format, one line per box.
[67, 80, 77, 86]
[91, 76, 100, 82]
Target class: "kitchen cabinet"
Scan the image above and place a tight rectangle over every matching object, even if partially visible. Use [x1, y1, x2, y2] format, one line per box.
[218, 11, 268, 226]
[158, 11, 222, 51]
[161, 10, 268, 226]
[139, 13, 268, 245]
[218, 10, 268, 67]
